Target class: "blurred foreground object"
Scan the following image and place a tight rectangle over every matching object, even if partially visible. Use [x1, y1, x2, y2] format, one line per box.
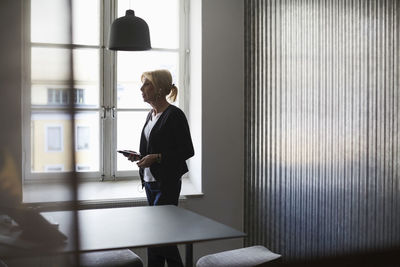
[0, 150, 22, 209]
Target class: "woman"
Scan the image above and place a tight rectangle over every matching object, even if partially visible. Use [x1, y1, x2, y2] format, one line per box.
[130, 69, 194, 267]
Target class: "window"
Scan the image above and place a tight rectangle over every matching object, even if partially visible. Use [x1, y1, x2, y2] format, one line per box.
[47, 88, 85, 105]
[23, 0, 188, 181]
[76, 126, 90, 151]
[46, 125, 63, 152]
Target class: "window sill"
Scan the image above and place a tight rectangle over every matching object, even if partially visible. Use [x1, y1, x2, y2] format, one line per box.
[22, 177, 203, 211]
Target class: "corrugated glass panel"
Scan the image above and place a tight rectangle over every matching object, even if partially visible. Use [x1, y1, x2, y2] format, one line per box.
[245, 0, 400, 260]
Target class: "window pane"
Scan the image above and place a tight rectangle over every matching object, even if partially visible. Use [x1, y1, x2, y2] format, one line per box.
[31, 0, 100, 45]
[31, 47, 70, 82]
[32, 112, 71, 172]
[31, 0, 69, 44]
[117, 51, 179, 109]
[72, 0, 100, 45]
[118, 0, 179, 49]
[73, 49, 100, 107]
[31, 112, 100, 173]
[117, 111, 149, 171]
[31, 47, 99, 107]
[75, 112, 100, 172]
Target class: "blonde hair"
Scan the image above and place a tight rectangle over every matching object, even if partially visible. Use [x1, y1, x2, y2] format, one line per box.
[141, 69, 178, 102]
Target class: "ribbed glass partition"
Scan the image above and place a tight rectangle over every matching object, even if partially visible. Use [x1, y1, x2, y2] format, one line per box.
[244, 0, 400, 260]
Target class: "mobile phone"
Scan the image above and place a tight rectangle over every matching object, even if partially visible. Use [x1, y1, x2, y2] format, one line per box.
[117, 150, 142, 161]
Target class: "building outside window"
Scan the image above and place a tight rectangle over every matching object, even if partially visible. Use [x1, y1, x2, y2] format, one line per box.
[24, 0, 188, 181]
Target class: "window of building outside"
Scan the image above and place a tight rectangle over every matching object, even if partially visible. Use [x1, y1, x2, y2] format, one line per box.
[76, 126, 90, 151]
[46, 125, 63, 152]
[24, 0, 188, 185]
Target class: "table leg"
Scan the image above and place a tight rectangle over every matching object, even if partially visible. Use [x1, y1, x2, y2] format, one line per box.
[185, 243, 193, 267]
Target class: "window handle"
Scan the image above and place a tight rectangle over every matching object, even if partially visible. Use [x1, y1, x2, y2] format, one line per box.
[112, 106, 116, 119]
[101, 106, 107, 119]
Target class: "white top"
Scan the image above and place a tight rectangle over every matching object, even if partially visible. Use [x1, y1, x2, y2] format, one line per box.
[143, 111, 163, 182]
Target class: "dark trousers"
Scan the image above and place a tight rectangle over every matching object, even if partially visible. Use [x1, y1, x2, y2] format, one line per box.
[144, 180, 183, 267]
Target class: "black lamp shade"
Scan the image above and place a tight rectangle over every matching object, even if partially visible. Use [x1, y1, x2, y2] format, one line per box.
[108, 9, 151, 51]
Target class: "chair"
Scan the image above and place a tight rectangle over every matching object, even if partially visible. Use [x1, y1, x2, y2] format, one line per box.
[79, 249, 143, 267]
[196, 245, 281, 267]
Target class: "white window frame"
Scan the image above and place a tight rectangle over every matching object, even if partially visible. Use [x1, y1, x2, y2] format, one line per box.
[22, 0, 190, 182]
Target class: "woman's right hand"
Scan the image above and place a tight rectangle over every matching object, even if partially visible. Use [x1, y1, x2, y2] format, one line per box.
[136, 154, 158, 168]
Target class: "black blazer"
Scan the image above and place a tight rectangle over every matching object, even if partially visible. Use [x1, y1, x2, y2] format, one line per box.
[139, 105, 194, 185]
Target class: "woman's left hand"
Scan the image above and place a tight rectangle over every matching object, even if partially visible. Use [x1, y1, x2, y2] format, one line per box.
[136, 154, 158, 168]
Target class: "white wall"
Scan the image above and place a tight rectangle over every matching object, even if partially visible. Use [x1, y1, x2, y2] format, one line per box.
[186, 0, 203, 193]
[183, 0, 245, 261]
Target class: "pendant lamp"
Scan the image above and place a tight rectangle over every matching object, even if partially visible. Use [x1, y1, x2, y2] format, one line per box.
[108, 9, 151, 51]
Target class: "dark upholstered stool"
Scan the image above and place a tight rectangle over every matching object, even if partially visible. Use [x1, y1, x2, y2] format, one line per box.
[79, 249, 143, 267]
[196, 245, 281, 267]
